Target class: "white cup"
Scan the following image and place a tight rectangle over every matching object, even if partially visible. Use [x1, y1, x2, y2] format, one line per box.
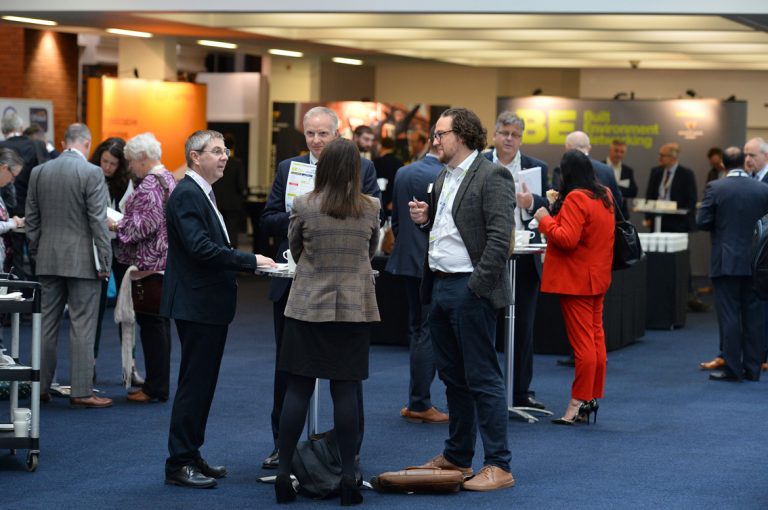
[13, 408, 31, 422]
[282, 249, 297, 272]
[14, 420, 29, 437]
[515, 230, 535, 247]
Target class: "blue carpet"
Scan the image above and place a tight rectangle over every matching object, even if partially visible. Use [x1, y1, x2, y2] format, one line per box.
[1, 277, 766, 509]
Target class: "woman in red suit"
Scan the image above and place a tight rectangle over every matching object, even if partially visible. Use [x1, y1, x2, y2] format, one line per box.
[534, 150, 615, 425]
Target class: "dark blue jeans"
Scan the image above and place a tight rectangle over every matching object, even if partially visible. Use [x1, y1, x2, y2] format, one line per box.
[403, 276, 437, 412]
[429, 274, 511, 471]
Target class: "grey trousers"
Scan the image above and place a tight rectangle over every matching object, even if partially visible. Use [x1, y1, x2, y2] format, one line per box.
[39, 275, 101, 398]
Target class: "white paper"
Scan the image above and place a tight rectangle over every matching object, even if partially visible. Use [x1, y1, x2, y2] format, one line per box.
[118, 180, 134, 212]
[285, 161, 316, 212]
[107, 207, 123, 222]
[518, 167, 542, 196]
[93, 241, 102, 272]
[619, 178, 631, 188]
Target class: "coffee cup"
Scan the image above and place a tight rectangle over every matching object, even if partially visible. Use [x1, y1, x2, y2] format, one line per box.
[282, 249, 297, 272]
[14, 420, 29, 437]
[13, 408, 31, 422]
[515, 230, 535, 246]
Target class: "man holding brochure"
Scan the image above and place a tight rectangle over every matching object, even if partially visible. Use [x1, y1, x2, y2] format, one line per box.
[260, 106, 383, 469]
[484, 111, 549, 412]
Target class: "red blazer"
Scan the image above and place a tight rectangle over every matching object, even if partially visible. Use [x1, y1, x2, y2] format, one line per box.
[539, 189, 615, 296]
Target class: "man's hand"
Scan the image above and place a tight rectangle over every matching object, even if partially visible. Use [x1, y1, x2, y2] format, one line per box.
[516, 182, 533, 210]
[533, 207, 550, 221]
[409, 199, 429, 225]
[97, 271, 110, 280]
[256, 254, 277, 268]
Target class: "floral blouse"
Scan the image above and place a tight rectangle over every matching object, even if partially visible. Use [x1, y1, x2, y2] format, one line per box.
[116, 168, 176, 271]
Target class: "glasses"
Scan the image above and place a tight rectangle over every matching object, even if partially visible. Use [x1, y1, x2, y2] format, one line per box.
[196, 148, 230, 157]
[434, 129, 455, 141]
[496, 130, 522, 140]
[1, 165, 19, 177]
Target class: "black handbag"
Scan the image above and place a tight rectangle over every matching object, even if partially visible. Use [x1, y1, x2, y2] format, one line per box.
[291, 429, 362, 499]
[131, 273, 164, 316]
[612, 198, 644, 270]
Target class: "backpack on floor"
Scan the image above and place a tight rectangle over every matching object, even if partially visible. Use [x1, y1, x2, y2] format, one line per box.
[752, 212, 768, 300]
[290, 429, 361, 499]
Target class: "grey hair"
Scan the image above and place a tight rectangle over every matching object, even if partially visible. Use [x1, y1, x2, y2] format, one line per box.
[750, 137, 768, 153]
[125, 132, 162, 162]
[185, 129, 224, 168]
[0, 147, 23, 169]
[303, 106, 339, 133]
[1, 111, 23, 134]
[64, 123, 92, 145]
[495, 111, 525, 132]
[565, 131, 590, 152]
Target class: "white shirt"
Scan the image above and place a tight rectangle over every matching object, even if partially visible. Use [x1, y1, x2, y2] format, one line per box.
[492, 148, 529, 228]
[658, 164, 678, 201]
[186, 169, 230, 244]
[607, 158, 622, 182]
[428, 150, 477, 273]
[755, 165, 768, 182]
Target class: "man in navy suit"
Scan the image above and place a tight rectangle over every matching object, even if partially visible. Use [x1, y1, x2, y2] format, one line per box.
[485, 111, 549, 411]
[162, 130, 275, 488]
[697, 147, 768, 382]
[644, 143, 697, 233]
[260, 106, 383, 468]
[386, 130, 448, 423]
[744, 137, 768, 372]
[605, 139, 638, 218]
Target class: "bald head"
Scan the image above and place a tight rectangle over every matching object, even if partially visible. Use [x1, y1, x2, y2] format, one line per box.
[657, 142, 679, 169]
[565, 131, 591, 155]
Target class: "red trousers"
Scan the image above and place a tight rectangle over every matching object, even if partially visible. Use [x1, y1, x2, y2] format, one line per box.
[559, 294, 607, 401]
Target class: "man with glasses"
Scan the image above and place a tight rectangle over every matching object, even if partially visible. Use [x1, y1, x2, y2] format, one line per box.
[644, 143, 697, 233]
[410, 108, 516, 492]
[485, 111, 549, 412]
[260, 106, 382, 470]
[162, 130, 276, 488]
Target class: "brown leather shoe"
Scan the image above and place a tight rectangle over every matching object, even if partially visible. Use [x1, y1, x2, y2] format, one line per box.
[127, 389, 152, 403]
[70, 395, 113, 408]
[419, 454, 473, 478]
[462, 465, 515, 492]
[400, 406, 449, 424]
[762, 362, 768, 372]
[700, 357, 726, 370]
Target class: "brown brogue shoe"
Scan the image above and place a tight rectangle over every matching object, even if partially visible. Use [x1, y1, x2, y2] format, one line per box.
[70, 395, 113, 408]
[762, 362, 768, 372]
[127, 389, 153, 403]
[419, 454, 473, 478]
[400, 406, 449, 424]
[462, 465, 515, 492]
[700, 357, 726, 370]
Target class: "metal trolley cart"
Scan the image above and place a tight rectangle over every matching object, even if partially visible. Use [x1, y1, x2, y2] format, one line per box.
[0, 280, 42, 471]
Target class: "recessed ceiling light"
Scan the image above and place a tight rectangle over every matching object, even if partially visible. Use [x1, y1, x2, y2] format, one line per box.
[332, 57, 364, 66]
[106, 28, 153, 38]
[268, 49, 304, 58]
[2, 16, 57, 26]
[197, 40, 238, 50]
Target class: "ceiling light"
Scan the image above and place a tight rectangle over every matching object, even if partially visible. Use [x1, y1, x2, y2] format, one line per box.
[2, 16, 57, 26]
[268, 49, 303, 58]
[197, 40, 238, 50]
[332, 57, 363, 66]
[106, 28, 153, 38]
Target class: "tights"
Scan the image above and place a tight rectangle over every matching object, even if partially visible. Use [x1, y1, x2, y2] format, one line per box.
[277, 373, 359, 478]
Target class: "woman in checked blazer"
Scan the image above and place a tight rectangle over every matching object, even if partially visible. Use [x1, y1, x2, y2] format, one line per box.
[275, 138, 380, 505]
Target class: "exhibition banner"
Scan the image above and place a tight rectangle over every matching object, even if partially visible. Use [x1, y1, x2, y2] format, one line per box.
[1, 98, 54, 141]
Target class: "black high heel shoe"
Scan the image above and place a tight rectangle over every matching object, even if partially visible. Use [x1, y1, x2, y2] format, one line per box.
[552, 400, 591, 425]
[575, 399, 599, 424]
[339, 475, 363, 506]
[275, 473, 296, 504]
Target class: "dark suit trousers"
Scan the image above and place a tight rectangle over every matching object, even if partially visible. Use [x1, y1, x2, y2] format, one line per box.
[166, 319, 228, 468]
[403, 276, 437, 412]
[495, 255, 539, 402]
[136, 312, 171, 400]
[430, 274, 511, 472]
[270, 288, 365, 451]
[712, 276, 764, 380]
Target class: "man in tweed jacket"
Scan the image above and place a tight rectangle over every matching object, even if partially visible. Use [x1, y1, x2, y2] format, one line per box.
[26, 123, 113, 408]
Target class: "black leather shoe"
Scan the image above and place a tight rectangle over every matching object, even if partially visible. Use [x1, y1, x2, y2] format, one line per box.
[165, 465, 217, 488]
[195, 458, 227, 479]
[262, 447, 279, 469]
[514, 396, 547, 410]
[556, 357, 575, 367]
[709, 370, 740, 382]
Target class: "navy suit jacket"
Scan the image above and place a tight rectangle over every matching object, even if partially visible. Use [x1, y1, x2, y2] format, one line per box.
[645, 164, 697, 232]
[552, 158, 623, 216]
[260, 153, 383, 302]
[697, 172, 768, 277]
[385, 154, 443, 278]
[160, 176, 256, 325]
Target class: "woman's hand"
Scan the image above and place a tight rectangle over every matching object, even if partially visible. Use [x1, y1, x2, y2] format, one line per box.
[12, 216, 24, 228]
[534, 207, 550, 221]
[106, 217, 118, 231]
[256, 254, 277, 267]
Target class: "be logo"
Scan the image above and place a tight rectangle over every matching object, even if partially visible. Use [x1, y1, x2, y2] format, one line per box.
[515, 108, 577, 145]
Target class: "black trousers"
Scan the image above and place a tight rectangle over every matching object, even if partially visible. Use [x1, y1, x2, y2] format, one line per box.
[136, 312, 171, 400]
[166, 319, 227, 468]
[712, 276, 764, 380]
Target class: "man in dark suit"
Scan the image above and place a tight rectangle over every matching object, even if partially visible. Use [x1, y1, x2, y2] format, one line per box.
[410, 108, 516, 491]
[373, 136, 404, 214]
[260, 106, 383, 469]
[744, 137, 768, 372]
[644, 142, 697, 233]
[1, 111, 50, 281]
[162, 130, 275, 488]
[386, 130, 447, 424]
[485, 111, 548, 411]
[697, 147, 768, 382]
[606, 139, 638, 218]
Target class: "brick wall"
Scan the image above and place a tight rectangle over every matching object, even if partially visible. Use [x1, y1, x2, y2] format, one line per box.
[0, 27, 25, 98]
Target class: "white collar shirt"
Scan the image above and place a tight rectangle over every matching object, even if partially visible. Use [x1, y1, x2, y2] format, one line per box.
[493, 148, 527, 228]
[186, 169, 230, 244]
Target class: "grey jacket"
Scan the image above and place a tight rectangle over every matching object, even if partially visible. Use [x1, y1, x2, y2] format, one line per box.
[25, 150, 111, 278]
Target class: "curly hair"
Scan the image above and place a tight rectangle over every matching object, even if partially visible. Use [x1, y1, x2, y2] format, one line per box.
[440, 108, 487, 152]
